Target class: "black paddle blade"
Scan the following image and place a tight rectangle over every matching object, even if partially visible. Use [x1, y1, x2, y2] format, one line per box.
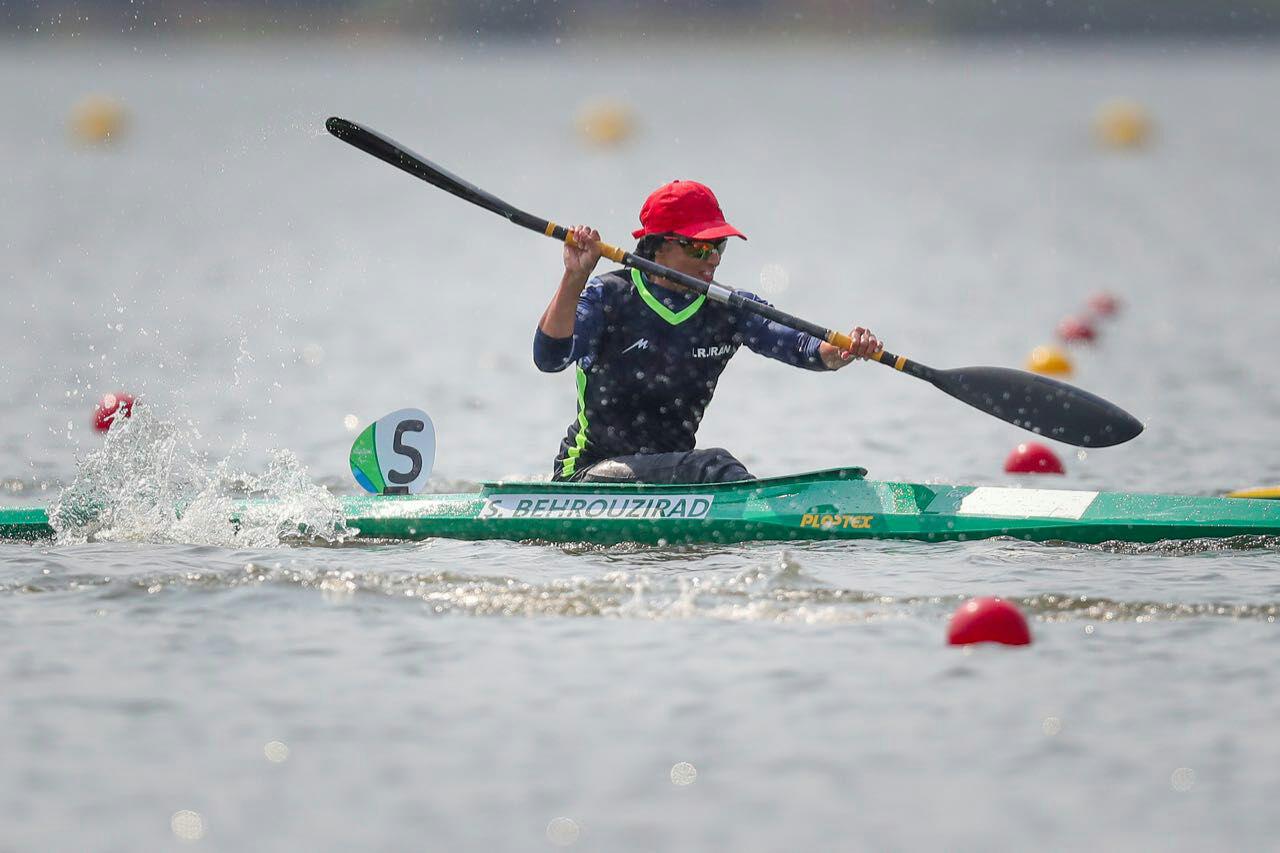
[933, 366, 1143, 447]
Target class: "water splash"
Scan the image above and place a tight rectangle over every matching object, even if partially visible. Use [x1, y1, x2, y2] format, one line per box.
[50, 405, 349, 547]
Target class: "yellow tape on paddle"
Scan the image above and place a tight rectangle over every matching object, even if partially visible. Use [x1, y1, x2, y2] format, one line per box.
[559, 225, 626, 263]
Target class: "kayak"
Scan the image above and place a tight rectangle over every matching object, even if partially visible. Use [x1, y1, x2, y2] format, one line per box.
[3, 467, 1280, 546]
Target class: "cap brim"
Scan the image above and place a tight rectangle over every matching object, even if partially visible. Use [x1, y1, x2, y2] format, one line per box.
[631, 221, 748, 241]
[683, 222, 747, 241]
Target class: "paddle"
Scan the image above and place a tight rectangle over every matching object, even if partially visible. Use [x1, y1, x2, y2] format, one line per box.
[325, 116, 1144, 448]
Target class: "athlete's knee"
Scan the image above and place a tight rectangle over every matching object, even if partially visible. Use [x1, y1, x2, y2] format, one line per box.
[578, 459, 640, 483]
[694, 448, 754, 483]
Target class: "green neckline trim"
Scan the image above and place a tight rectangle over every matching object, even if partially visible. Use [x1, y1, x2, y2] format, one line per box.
[631, 268, 705, 325]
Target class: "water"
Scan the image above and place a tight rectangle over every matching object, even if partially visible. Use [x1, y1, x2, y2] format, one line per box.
[2, 39, 1280, 851]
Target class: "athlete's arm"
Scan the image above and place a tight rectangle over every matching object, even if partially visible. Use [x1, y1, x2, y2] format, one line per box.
[533, 283, 606, 372]
[736, 293, 827, 371]
[538, 225, 602, 338]
[738, 294, 881, 371]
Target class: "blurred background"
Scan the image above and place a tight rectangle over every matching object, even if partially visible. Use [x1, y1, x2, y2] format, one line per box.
[5, 0, 1280, 37]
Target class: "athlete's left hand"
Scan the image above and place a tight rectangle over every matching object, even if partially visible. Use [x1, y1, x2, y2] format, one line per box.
[820, 326, 882, 370]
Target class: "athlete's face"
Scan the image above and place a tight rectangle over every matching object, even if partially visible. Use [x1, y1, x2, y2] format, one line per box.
[653, 237, 725, 290]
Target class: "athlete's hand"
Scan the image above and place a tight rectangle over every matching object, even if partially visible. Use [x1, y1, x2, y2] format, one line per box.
[820, 326, 883, 370]
[563, 225, 603, 281]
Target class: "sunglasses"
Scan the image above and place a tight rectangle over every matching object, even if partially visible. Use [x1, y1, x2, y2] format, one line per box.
[665, 236, 728, 261]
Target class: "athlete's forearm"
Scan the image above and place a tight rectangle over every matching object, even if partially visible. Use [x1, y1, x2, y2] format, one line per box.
[533, 275, 606, 372]
[538, 270, 590, 338]
[743, 318, 827, 371]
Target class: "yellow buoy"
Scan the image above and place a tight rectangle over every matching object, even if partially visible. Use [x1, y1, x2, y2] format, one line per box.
[1026, 345, 1074, 377]
[575, 99, 635, 147]
[1094, 99, 1153, 149]
[70, 95, 128, 144]
[1226, 486, 1280, 500]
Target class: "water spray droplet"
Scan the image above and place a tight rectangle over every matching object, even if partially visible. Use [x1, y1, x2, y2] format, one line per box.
[546, 817, 580, 846]
[171, 809, 205, 840]
[759, 263, 790, 296]
[670, 761, 698, 785]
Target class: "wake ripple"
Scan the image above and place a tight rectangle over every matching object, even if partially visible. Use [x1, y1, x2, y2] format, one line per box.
[4, 550, 1279, 625]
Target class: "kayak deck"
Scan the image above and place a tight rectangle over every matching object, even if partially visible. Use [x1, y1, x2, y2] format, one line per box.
[6, 467, 1279, 546]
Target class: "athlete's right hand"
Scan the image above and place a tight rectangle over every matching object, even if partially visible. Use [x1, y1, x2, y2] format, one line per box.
[563, 225, 603, 281]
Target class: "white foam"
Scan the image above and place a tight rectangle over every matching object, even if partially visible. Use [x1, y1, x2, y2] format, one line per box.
[51, 405, 349, 547]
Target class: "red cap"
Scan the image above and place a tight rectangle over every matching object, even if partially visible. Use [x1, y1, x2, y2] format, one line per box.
[631, 180, 747, 241]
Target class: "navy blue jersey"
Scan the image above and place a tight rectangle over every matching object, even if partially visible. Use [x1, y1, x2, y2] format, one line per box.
[534, 268, 828, 479]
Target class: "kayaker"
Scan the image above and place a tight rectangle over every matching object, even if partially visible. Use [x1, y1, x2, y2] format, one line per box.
[534, 179, 882, 483]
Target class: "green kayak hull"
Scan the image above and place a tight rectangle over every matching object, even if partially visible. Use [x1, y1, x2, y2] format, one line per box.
[4, 468, 1280, 546]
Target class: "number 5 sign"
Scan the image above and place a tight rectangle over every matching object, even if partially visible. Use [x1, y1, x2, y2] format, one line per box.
[349, 408, 436, 495]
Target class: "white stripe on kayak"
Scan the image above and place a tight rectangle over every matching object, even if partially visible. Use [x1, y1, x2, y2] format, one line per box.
[958, 487, 1099, 520]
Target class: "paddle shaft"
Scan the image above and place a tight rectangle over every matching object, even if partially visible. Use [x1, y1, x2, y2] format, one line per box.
[519, 214, 931, 375]
[558, 230, 923, 371]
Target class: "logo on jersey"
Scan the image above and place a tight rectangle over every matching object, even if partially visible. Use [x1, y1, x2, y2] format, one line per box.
[622, 338, 651, 354]
[691, 344, 734, 358]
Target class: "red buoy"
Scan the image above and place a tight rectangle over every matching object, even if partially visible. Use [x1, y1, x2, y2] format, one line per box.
[1087, 292, 1120, 318]
[1003, 442, 1065, 474]
[947, 597, 1032, 646]
[1056, 315, 1097, 344]
[93, 392, 135, 432]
